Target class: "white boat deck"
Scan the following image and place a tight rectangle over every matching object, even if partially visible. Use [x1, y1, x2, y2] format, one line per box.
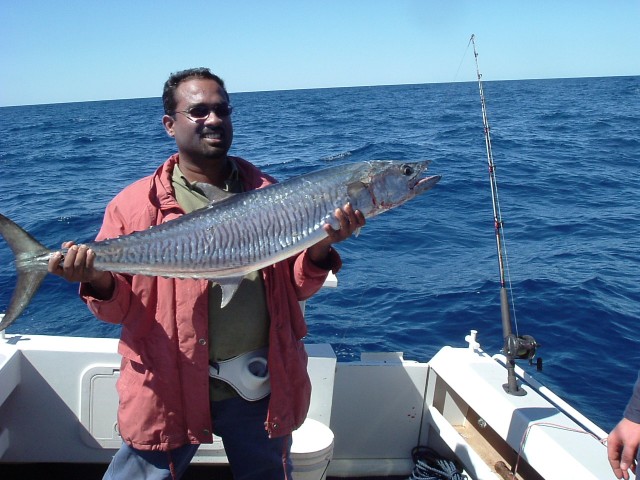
[0, 331, 621, 479]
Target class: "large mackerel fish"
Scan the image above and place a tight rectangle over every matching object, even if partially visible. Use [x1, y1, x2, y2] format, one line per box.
[0, 160, 440, 330]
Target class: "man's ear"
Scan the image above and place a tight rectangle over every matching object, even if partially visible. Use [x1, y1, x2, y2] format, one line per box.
[162, 115, 175, 137]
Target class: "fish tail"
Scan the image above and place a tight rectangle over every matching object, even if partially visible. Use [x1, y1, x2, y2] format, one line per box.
[0, 213, 50, 331]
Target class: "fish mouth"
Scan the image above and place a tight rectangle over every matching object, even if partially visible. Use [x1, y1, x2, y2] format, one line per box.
[399, 161, 439, 194]
[396, 161, 440, 195]
[412, 174, 441, 194]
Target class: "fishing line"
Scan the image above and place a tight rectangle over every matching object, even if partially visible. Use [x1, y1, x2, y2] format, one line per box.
[333, 284, 368, 359]
[332, 231, 393, 359]
[499, 221, 520, 335]
[451, 38, 474, 83]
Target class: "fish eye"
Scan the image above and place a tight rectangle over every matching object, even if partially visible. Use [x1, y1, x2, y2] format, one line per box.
[401, 164, 414, 176]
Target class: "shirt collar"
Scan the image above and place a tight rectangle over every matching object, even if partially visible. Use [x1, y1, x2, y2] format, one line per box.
[173, 157, 242, 195]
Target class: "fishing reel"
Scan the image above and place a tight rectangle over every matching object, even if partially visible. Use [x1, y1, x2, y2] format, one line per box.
[502, 333, 542, 396]
[503, 334, 542, 371]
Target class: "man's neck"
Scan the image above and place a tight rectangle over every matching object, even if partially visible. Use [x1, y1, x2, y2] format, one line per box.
[178, 155, 231, 188]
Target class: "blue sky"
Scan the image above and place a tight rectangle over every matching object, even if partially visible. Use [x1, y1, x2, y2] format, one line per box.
[1, 0, 638, 106]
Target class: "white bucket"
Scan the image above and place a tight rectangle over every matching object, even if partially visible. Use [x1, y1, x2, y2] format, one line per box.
[291, 418, 334, 480]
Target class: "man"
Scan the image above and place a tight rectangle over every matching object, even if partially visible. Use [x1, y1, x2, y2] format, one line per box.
[48, 68, 365, 480]
[608, 374, 640, 479]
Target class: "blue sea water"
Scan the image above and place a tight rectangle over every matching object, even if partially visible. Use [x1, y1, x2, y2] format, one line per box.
[1, 76, 639, 433]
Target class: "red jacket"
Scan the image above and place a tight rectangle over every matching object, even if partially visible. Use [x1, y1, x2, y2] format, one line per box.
[80, 154, 341, 450]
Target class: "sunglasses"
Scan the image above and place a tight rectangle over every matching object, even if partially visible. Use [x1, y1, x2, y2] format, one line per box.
[175, 104, 233, 122]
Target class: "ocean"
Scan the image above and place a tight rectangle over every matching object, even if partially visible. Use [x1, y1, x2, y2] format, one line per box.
[1, 76, 638, 433]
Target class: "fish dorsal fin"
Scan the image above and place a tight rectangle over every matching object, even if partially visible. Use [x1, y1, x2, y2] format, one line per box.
[216, 276, 244, 308]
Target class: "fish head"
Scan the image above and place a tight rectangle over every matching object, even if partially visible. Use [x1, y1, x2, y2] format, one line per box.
[349, 160, 440, 216]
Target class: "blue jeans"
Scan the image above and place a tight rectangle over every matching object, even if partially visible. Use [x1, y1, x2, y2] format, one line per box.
[213, 396, 293, 480]
[103, 396, 292, 480]
[102, 442, 199, 480]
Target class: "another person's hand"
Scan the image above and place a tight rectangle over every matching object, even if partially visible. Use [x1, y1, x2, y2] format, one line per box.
[608, 418, 640, 479]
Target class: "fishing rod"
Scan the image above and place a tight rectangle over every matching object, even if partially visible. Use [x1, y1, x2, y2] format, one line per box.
[470, 34, 539, 396]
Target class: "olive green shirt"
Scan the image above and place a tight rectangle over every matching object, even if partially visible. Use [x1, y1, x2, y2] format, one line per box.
[172, 162, 270, 401]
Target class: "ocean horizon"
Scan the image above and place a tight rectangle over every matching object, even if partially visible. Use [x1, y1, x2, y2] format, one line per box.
[3, 74, 635, 108]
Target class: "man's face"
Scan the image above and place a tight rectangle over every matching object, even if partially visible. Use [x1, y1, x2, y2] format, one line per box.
[162, 78, 233, 162]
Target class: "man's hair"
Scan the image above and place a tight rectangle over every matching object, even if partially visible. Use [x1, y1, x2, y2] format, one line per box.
[162, 68, 228, 115]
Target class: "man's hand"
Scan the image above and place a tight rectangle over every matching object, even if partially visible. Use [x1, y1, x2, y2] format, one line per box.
[307, 203, 366, 266]
[48, 242, 114, 299]
[608, 418, 640, 479]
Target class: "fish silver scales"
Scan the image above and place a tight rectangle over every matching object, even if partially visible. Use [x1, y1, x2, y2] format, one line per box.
[92, 172, 341, 276]
[0, 160, 440, 330]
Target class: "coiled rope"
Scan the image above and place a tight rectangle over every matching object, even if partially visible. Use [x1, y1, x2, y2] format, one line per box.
[408, 447, 467, 480]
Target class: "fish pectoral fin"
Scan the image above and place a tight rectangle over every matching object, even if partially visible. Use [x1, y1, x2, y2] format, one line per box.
[216, 277, 244, 308]
[347, 181, 368, 199]
[346, 180, 373, 215]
